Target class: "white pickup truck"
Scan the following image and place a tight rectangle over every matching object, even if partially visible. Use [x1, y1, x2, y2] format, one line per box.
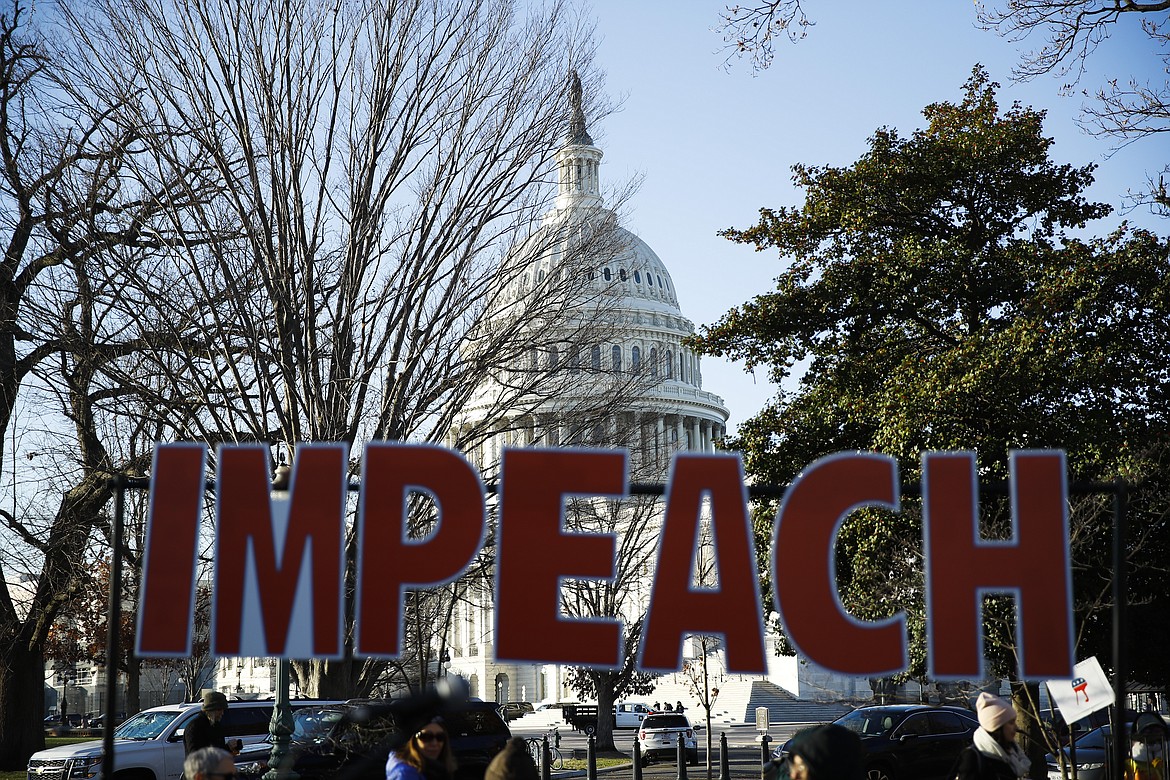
[26, 700, 335, 780]
[615, 702, 651, 728]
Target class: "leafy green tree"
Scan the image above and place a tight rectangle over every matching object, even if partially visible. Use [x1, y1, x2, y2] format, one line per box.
[691, 65, 1170, 773]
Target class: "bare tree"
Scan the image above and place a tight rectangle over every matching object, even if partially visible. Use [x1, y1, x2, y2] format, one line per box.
[561, 444, 669, 754]
[52, 0, 632, 700]
[718, 1, 1170, 211]
[715, 1, 812, 71]
[976, 1, 1170, 210]
[0, 0, 224, 765]
[679, 639, 720, 780]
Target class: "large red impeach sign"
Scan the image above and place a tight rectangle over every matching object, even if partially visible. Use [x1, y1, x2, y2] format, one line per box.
[135, 444, 1074, 680]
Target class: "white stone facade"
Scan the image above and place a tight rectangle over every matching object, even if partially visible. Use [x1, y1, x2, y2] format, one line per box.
[443, 96, 730, 706]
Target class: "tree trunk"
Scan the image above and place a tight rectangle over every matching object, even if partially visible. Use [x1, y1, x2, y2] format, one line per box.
[126, 660, 141, 715]
[594, 678, 617, 753]
[704, 705, 714, 780]
[1010, 680, 1047, 780]
[0, 643, 47, 769]
[291, 658, 381, 700]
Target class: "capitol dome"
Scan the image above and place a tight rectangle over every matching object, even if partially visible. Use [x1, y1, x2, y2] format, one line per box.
[443, 73, 732, 709]
[451, 73, 728, 475]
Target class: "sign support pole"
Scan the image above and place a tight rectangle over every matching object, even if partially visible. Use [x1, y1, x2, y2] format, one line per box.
[1110, 482, 1128, 780]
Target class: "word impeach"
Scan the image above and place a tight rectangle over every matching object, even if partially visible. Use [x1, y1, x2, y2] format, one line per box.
[136, 444, 1074, 680]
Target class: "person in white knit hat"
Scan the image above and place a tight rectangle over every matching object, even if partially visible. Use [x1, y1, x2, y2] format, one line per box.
[953, 692, 1032, 780]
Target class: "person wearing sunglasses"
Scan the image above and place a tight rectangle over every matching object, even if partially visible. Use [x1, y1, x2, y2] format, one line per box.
[386, 718, 456, 780]
[183, 747, 237, 780]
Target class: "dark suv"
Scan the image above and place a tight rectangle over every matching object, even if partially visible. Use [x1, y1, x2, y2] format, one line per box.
[775, 705, 978, 780]
[497, 702, 534, 722]
[236, 700, 511, 780]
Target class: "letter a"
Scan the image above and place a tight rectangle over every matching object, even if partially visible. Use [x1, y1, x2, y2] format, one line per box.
[640, 454, 766, 673]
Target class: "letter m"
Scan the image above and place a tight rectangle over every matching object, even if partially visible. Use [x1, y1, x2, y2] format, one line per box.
[212, 444, 347, 658]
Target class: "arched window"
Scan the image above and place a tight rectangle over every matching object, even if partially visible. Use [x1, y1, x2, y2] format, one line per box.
[538, 269, 546, 282]
[569, 346, 581, 373]
[603, 267, 612, 282]
[680, 353, 686, 382]
[665, 351, 673, 379]
[650, 348, 658, 378]
[631, 346, 641, 372]
[530, 348, 539, 370]
[619, 268, 628, 281]
[612, 345, 622, 372]
[633, 270, 641, 283]
[548, 346, 558, 369]
[591, 345, 601, 370]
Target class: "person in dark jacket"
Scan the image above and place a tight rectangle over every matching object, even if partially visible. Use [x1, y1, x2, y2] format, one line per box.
[484, 738, 538, 780]
[184, 691, 240, 756]
[953, 692, 1032, 780]
[763, 724, 864, 780]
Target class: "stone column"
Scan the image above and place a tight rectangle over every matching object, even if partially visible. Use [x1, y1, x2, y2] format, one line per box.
[631, 411, 642, 466]
[656, 416, 665, 467]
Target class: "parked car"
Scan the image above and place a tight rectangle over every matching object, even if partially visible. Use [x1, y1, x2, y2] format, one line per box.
[535, 702, 569, 712]
[774, 705, 979, 780]
[1046, 724, 1120, 780]
[497, 702, 534, 722]
[85, 712, 127, 729]
[235, 700, 512, 780]
[1041, 708, 1137, 747]
[637, 713, 698, 766]
[1045, 716, 1169, 780]
[28, 699, 340, 780]
[43, 713, 86, 730]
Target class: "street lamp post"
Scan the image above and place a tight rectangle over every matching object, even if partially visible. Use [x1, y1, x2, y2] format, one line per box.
[265, 462, 298, 780]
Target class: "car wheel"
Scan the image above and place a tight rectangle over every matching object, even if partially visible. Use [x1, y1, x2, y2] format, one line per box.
[866, 765, 893, 780]
[639, 753, 650, 767]
[687, 751, 698, 766]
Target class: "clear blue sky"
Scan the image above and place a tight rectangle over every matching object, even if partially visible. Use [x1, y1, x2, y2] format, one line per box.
[584, 2, 1168, 433]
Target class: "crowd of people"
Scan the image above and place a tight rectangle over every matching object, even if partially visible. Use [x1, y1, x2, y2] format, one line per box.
[180, 686, 1167, 780]
[181, 699, 539, 780]
[762, 692, 1169, 780]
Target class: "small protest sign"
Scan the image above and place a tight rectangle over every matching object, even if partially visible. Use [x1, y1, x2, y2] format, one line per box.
[1046, 656, 1114, 724]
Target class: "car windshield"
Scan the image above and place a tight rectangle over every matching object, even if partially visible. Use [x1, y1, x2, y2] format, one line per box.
[291, 709, 346, 743]
[114, 710, 183, 740]
[446, 708, 509, 736]
[1075, 726, 1115, 750]
[644, 715, 689, 730]
[836, 709, 899, 738]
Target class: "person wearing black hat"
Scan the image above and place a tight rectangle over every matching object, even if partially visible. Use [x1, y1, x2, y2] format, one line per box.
[763, 724, 864, 780]
[184, 691, 241, 756]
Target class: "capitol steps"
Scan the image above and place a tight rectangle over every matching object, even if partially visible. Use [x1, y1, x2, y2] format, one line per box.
[743, 680, 852, 725]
